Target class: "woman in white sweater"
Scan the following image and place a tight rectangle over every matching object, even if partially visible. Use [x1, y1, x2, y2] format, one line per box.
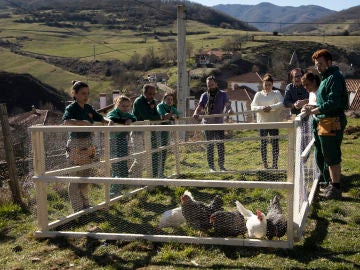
[251, 73, 284, 169]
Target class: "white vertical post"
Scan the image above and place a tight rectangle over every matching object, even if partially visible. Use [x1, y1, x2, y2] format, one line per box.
[177, 5, 188, 118]
[287, 122, 296, 247]
[32, 130, 48, 230]
[104, 129, 111, 203]
[174, 120, 180, 175]
[293, 119, 302, 219]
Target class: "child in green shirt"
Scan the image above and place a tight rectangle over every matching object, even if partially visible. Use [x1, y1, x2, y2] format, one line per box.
[156, 92, 180, 177]
[107, 95, 136, 196]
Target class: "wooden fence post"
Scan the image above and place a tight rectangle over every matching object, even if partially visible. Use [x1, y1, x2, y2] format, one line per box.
[0, 103, 24, 207]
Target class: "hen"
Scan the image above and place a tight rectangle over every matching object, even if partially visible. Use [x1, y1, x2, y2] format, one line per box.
[210, 209, 246, 237]
[266, 195, 287, 240]
[235, 200, 267, 239]
[181, 190, 223, 231]
[158, 206, 186, 229]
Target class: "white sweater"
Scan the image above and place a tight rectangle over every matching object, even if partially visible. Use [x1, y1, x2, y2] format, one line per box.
[251, 90, 284, 123]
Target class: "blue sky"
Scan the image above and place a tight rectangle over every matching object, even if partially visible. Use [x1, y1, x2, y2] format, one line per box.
[190, 0, 360, 11]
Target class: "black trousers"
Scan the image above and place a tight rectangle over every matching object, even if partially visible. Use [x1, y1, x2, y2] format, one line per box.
[259, 129, 279, 168]
[205, 130, 225, 169]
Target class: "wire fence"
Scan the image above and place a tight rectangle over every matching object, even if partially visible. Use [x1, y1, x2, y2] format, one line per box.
[24, 113, 318, 249]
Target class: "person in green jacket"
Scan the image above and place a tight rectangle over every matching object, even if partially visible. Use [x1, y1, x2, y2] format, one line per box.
[62, 80, 111, 212]
[106, 95, 136, 196]
[304, 49, 348, 200]
[157, 92, 180, 177]
[132, 84, 161, 177]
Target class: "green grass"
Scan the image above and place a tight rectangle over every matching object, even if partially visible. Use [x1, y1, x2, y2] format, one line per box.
[0, 117, 359, 269]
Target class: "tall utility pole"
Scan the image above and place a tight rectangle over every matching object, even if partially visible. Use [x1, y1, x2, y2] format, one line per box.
[177, 5, 188, 117]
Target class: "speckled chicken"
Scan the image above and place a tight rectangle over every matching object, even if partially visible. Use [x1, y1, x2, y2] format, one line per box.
[266, 195, 287, 240]
[210, 209, 246, 237]
[181, 191, 223, 231]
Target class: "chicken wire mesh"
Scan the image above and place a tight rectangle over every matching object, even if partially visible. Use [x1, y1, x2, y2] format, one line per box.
[27, 115, 316, 247]
[46, 184, 289, 241]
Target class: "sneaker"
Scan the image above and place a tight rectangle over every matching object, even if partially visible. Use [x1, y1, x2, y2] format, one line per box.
[319, 181, 329, 189]
[219, 167, 227, 172]
[209, 168, 216, 173]
[322, 185, 342, 200]
[320, 183, 332, 194]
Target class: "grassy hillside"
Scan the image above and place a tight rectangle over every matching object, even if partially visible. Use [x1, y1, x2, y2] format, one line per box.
[0, 0, 256, 31]
[0, 2, 359, 106]
[283, 5, 360, 35]
[0, 47, 113, 103]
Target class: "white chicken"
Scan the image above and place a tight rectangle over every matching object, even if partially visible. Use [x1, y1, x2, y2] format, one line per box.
[158, 206, 186, 229]
[157, 190, 194, 230]
[235, 200, 267, 239]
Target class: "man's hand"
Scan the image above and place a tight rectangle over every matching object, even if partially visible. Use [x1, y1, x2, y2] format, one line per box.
[294, 100, 307, 109]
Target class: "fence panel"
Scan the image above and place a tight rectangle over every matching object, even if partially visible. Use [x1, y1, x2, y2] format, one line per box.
[28, 115, 317, 249]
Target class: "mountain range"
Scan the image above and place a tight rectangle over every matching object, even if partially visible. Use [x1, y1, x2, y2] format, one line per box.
[213, 2, 360, 34]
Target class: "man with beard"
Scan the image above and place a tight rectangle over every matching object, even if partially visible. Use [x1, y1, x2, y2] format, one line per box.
[193, 76, 232, 172]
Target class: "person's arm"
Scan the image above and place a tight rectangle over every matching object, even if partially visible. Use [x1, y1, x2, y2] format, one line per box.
[269, 91, 284, 110]
[294, 99, 309, 110]
[251, 93, 264, 112]
[62, 106, 92, 126]
[63, 119, 91, 126]
[193, 104, 204, 118]
[283, 85, 294, 109]
[157, 103, 173, 120]
[193, 93, 206, 118]
[172, 106, 180, 118]
[317, 75, 345, 114]
[132, 98, 145, 121]
[89, 106, 111, 125]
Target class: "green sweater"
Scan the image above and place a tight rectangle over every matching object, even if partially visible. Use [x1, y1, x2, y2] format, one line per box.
[132, 95, 160, 121]
[107, 108, 136, 139]
[62, 101, 104, 139]
[156, 101, 180, 119]
[316, 66, 348, 118]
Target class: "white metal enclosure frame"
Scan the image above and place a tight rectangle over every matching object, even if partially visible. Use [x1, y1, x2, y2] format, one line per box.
[29, 114, 316, 249]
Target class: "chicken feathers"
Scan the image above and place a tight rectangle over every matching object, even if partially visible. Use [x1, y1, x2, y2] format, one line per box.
[235, 200, 267, 239]
[158, 206, 186, 229]
[210, 209, 246, 237]
[181, 191, 223, 231]
[266, 195, 287, 240]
